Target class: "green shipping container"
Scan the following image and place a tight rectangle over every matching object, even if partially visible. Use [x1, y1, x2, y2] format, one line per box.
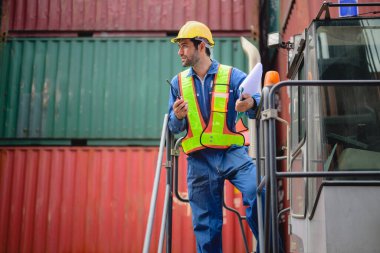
[0, 37, 249, 145]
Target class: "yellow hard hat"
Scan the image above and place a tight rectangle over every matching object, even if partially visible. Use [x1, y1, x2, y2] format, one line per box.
[171, 21, 215, 47]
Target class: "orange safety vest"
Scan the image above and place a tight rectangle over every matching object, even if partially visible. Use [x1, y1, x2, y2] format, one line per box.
[178, 64, 248, 154]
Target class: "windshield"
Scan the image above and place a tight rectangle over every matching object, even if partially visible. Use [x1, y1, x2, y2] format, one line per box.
[306, 19, 380, 213]
[308, 19, 380, 175]
[316, 19, 380, 80]
[307, 83, 380, 213]
[322, 85, 379, 169]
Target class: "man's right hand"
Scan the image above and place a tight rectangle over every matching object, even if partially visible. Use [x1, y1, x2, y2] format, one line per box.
[173, 98, 188, 120]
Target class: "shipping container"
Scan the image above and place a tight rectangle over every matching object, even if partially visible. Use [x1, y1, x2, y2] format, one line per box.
[0, 146, 253, 253]
[0, 37, 251, 144]
[1, 0, 255, 36]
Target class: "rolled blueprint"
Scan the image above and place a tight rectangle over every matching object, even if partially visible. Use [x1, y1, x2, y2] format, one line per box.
[239, 62, 263, 96]
[235, 62, 263, 123]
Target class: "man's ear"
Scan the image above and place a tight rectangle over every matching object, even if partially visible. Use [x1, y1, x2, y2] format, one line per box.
[200, 42, 206, 52]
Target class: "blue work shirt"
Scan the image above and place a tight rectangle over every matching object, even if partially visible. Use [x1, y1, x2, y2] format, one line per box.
[168, 59, 260, 149]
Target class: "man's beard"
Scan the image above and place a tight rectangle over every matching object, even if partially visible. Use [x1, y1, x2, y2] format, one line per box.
[182, 51, 200, 67]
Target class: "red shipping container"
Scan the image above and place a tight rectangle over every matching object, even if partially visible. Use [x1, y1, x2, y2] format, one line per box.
[1, 0, 254, 36]
[0, 147, 254, 253]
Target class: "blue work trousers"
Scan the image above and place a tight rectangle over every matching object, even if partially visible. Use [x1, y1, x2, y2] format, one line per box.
[187, 145, 260, 253]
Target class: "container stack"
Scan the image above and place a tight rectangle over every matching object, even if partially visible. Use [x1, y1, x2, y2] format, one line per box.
[0, 1, 259, 252]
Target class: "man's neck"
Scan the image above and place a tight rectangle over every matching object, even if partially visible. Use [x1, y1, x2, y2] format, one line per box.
[192, 58, 212, 80]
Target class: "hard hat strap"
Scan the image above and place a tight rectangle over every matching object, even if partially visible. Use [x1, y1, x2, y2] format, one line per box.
[194, 37, 213, 58]
[194, 37, 212, 48]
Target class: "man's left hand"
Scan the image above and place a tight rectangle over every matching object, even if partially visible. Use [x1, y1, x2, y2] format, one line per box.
[235, 93, 255, 112]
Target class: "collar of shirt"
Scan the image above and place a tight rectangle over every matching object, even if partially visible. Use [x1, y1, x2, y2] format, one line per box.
[185, 59, 220, 78]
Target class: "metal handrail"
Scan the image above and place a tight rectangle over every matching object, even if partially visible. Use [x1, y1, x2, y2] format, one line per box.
[263, 80, 380, 253]
[143, 114, 169, 253]
[222, 199, 250, 253]
[158, 184, 171, 252]
[173, 137, 189, 203]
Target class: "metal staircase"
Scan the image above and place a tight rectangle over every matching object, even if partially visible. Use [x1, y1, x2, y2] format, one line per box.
[142, 114, 254, 253]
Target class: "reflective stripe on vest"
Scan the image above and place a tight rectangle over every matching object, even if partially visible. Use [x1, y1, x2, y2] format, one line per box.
[178, 69, 206, 154]
[179, 64, 245, 154]
[200, 65, 245, 149]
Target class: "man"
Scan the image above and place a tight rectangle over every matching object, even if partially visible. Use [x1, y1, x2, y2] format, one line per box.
[168, 21, 261, 253]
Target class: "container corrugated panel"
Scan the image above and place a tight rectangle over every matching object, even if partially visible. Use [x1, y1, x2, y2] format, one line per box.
[0, 0, 3, 34]
[2, 0, 253, 34]
[0, 146, 253, 253]
[0, 37, 248, 144]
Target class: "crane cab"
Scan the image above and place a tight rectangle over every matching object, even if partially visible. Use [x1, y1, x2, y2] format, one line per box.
[264, 4, 380, 252]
